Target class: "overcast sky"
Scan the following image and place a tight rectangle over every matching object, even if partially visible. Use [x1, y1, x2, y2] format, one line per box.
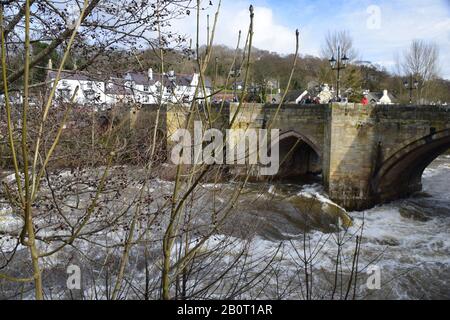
[171, 0, 450, 79]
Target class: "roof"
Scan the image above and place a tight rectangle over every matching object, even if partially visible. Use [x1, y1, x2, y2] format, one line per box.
[124, 71, 212, 88]
[125, 72, 154, 85]
[367, 91, 397, 103]
[49, 70, 212, 90]
[48, 71, 101, 82]
[175, 74, 192, 87]
[283, 90, 305, 103]
[367, 92, 382, 102]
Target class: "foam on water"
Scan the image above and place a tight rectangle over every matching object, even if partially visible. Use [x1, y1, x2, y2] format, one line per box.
[237, 156, 450, 298]
[1, 156, 448, 299]
[315, 158, 450, 298]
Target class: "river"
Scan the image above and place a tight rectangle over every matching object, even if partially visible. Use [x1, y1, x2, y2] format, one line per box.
[226, 154, 450, 299]
[1, 156, 449, 299]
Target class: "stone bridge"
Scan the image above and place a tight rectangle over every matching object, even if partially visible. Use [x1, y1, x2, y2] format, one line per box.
[225, 103, 450, 210]
[136, 102, 450, 211]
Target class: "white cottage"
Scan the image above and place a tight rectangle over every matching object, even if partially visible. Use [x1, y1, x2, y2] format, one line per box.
[48, 71, 106, 105]
[108, 69, 212, 105]
[49, 65, 212, 106]
[365, 90, 396, 105]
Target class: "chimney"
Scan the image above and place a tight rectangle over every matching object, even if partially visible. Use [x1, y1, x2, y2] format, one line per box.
[148, 68, 153, 81]
[47, 59, 53, 79]
[379, 89, 391, 104]
[192, 73, 199, 86]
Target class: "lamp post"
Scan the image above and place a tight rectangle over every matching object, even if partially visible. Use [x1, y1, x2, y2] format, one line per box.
[213, 57, 218, 91]
[328, 46, 349, 100]
[403, 76, 419, 104]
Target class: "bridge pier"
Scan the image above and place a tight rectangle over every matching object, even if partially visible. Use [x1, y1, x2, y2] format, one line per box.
[323, 103, 378, 210]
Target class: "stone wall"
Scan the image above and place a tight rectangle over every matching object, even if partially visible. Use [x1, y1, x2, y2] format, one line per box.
[325, 103, 450, 210]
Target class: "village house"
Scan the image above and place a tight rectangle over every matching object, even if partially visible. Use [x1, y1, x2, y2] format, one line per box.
[364, 89, 397, 105]
[48, 70, 106, 105]
[0, 91, 24, 105]
[47, 61, 211, 106]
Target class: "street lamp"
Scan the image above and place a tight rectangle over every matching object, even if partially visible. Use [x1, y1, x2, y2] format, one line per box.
[403, 76, 419, 104]
[328, 46, 349, 100]
[214, 57, 219, 91]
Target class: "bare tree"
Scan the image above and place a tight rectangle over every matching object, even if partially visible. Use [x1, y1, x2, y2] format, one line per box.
[400, 39, 440, 103]
[321, 30, 357, 61]
[401, 40, 440, 82]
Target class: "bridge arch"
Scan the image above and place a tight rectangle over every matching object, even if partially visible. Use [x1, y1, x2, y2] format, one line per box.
[372, 129, 450, 202]
[273, 130, 322, 179]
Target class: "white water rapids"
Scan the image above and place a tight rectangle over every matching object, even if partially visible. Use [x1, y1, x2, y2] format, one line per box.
[0, 156, 449, 299]
[258, 155, 450, 299]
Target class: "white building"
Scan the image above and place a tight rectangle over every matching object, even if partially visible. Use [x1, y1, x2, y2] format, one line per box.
[48, 71, 106, 105]
[364, 89, 396, 105]
[113, 70, 212, 105]
[48, 67, 212, 106]
[0, 91, 24, 105]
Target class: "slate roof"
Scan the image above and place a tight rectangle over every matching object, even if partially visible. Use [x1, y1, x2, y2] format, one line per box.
[283, 90, 305, 103]
[124, 72, 152, 85]
[367, 91, 397, 103]
[49, 70, 211, 90]
[48, 71, 99, 82]
[126, 72, 212, 89]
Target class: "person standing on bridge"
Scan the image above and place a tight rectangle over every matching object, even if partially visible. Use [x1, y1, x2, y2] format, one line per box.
[361, 95, 369, 105]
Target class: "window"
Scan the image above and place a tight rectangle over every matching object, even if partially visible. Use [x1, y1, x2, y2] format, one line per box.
[125, 81, 135, 89]
[143, 85, 149, 92]
[84, 89, 96, 101]
[57, 89, 72, 101]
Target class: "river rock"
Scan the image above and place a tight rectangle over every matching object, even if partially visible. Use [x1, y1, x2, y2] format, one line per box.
[375, 238, 401, 246]
[399, 203, 431, 222]
[289, 195, 353, 232]
[411, 191, 433, 199]
[400, 197, 450, 221]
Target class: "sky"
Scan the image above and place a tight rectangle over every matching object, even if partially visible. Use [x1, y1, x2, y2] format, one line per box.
[171, 0, 450, 79]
